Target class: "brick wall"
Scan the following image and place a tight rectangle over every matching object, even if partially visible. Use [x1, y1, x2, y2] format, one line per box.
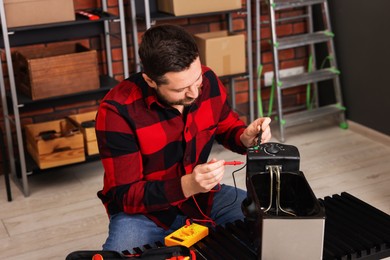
[0, 0, 308, 173]
[258, 3, 309, 117]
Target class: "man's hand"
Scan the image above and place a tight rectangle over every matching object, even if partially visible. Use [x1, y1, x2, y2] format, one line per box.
[181, 158, 225, 198]
[240, 117, 272, 147]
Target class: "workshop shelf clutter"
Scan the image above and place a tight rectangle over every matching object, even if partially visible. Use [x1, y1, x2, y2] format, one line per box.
[25, 110, 98, 170]
[12, 40, 100, 170]
[24, 119, 86, 170]
[68, 111, 98, 156]
[0, 0, 128, 196]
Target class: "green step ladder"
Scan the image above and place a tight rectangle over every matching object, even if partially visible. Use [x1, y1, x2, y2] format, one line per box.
[267, 0, 347, 141]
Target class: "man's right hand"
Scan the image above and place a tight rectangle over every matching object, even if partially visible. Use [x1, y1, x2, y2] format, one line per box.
[181, 159, 225, 198]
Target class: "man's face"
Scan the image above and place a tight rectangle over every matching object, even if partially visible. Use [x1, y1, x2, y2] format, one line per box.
[155, 57, 203, 107]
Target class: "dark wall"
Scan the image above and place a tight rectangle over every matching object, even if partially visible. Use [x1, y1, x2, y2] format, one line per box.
[327, 0, 390, 135]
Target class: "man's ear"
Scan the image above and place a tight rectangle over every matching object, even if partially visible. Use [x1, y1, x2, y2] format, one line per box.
[142, 73, 158, 89]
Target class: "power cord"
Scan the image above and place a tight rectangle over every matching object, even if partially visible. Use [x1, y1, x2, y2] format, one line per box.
[213, 163, 247, 220]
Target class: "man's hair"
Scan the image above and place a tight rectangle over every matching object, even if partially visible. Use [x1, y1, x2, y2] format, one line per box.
[138, 24, 199, 85]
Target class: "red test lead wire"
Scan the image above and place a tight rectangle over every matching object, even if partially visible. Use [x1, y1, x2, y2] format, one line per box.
[208, 160, 244, 166]
[224, 161, 244, 166]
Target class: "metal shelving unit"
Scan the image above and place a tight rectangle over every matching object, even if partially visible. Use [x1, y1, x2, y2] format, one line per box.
[0, 0, 129, 196]
[129, 0, 255, 122]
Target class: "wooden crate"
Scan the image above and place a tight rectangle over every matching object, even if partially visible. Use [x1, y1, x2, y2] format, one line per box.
[25, 119, 85, 169]
[68, 111, 98, 156]
[13, 43, 99, 100]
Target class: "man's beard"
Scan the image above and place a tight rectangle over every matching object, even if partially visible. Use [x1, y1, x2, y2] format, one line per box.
[155, 88, 200, 107]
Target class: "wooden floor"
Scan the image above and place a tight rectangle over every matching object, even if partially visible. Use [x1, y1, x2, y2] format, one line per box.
[0, 119, 389, 260]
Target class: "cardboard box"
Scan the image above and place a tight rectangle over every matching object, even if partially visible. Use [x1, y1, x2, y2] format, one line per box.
[194, 31, 246, 76]
[68, 111, 98, 156]
[4, 0, 75, 28]
[13, 43, 99, 100]
[25, 119, 85, 169]
[157, 0, 241, 16]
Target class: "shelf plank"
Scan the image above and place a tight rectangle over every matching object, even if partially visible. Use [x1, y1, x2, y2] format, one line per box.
[7, 75, 117, 111]
[0, 11, 119, 47]
[23, 149, 101, 174]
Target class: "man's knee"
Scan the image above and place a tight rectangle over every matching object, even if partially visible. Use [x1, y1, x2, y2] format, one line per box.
[103, 213, 165, 252]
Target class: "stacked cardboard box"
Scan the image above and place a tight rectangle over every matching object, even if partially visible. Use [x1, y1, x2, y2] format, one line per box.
[4, 0, 75, 28]
[157, 0, 241, 16]
[195, 31, 246, 77]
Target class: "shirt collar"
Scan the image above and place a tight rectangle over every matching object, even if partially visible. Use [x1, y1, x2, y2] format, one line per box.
[133, 73, 161, 110]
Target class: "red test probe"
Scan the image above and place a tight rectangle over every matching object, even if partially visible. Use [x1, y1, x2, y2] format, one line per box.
[224, 161, 244, 166]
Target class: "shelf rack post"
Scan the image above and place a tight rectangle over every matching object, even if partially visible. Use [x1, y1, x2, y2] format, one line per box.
[0, 0, 30, 195]
[0, 47, 17, 185]
[102, 0, 129, 78]
[130, 0, 141, 72]
[246, 0, 254, 122]
[118, 0, 129, 78]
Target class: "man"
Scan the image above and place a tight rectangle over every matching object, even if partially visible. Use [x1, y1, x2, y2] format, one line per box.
[96, 24, 271, 252]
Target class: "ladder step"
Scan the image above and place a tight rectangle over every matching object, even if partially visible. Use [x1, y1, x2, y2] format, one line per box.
[283, 104, 344, 127]
[280, 68, 338, 89]
[273, 0, 326, 10]
[277, 31, 333, 50]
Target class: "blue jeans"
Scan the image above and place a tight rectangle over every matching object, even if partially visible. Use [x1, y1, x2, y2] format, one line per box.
[102, 184, 247, 252]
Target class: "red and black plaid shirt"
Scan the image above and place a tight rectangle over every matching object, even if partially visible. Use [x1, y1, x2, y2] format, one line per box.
[96, 66, 247, 228]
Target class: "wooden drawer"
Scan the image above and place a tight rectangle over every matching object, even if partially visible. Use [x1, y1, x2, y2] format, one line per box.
[25, 119, 85, 169]
[13, 43, 99, 100]
[68, 111, 98, 156]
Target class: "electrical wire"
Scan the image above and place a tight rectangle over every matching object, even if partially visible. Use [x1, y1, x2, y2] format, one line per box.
[191, 194, 217, 227]
[213, 163, 247, 220]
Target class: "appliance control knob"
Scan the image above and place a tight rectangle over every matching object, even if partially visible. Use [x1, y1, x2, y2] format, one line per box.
[265, 144, 280, 154]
